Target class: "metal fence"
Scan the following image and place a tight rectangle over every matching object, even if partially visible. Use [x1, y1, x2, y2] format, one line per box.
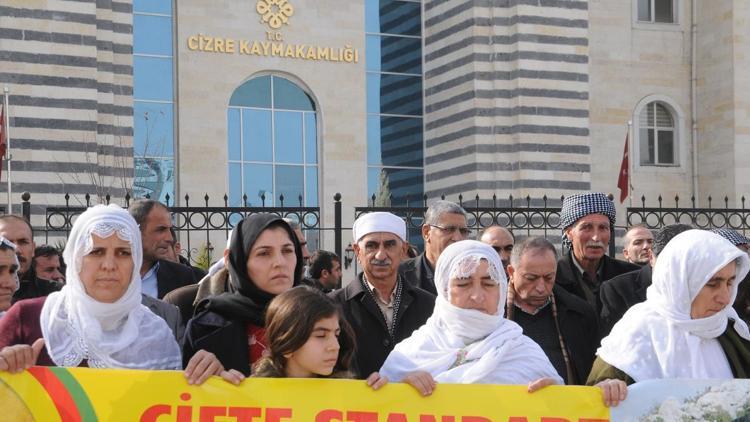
[16, 192, 750, 266]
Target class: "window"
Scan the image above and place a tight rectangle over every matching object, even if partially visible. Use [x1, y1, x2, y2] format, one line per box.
[637, 0, 675, 23]
[366, 0, 424, 206]
[132, 0, 175, 202]
[227, 75, 318, 207]
[638, 101, 676, 166]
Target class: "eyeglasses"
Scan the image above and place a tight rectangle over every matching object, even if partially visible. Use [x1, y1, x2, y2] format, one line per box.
[429, 224, 471, 237]
[492, 245, 514, 254]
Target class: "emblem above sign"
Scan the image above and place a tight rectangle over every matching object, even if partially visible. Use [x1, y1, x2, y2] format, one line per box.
[256, 0, 294, 30]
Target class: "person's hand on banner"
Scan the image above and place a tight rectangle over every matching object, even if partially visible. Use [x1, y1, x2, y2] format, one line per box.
[402, 371, 437, 396]
[0, 338, 44, 373]
[184, 349, 226, 385]
[527, 376, 558, 393]
[596, 379, 627, 407]
[365, 371, 388, 390]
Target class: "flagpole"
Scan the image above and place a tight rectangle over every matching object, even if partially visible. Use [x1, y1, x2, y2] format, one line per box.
[3, 86, 10, 214]
[627, 120, 633, 208]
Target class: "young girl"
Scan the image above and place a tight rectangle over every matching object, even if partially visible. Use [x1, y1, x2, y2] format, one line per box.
[253, 286, 355, 378]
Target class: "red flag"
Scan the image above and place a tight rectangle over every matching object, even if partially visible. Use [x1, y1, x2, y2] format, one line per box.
[617, 132, 629, 203]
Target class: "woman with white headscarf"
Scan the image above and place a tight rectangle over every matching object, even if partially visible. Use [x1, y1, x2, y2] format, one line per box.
[371, 240, 563, 394]
[0, 205, 234, 385]
[588, 229, 750, 388]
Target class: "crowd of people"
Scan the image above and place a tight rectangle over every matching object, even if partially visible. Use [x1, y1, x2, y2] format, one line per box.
[0, 193, 748, 408]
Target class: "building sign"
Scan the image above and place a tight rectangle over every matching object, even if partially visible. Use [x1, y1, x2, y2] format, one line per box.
[186, 1, 359, 64]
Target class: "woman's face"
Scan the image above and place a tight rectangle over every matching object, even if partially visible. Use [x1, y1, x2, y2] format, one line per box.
[79, 234, 134, 303]
[691, 261, 736, 319]
[448, 259, 500, 315]
[284, 315, 341, 378]
[246, 226, 297, 295]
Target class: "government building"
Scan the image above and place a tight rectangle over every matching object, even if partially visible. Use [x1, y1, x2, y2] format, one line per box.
[0, 0, 748, 249]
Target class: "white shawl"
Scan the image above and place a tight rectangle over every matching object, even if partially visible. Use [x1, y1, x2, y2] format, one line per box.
[598, 229, 750, 381]
[40, 205, 181, 369]
[379, 240, 563, 385]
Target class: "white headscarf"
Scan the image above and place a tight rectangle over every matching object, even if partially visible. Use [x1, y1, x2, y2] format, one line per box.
[379, 240, 562, 384]
[598, 229, 750, 381]
[40, 204, 181, 369]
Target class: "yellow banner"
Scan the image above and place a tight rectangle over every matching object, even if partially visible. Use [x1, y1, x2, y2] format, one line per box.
[0, 367, 609, 421]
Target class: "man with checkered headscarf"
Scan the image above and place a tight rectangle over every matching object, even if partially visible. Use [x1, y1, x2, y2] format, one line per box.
[711, 228, 750, 324]
[554, 193, 638, 321]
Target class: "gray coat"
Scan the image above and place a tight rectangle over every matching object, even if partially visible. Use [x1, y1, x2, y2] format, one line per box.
[141, 294, 184, 344]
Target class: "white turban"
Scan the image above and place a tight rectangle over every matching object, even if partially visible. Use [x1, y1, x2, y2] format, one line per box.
[352, 212, 406, 242]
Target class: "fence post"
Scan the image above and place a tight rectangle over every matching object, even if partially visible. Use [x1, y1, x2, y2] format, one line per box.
[21, 192, 30, 221]
[334, 193, 342, 260]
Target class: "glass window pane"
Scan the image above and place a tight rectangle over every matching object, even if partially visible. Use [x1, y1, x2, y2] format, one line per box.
[658, 131, 675, 164]
[366, 0, 421, 36]
[304, 113, 317, 164]
[228, 162, 242, 206]
[133, 101, 174, 157]
[374, 116, 423, 167]
[367, 35, 422, 74]
[273, 76, 315, 111]
[134, 0, 172, 15]
[655, 0, 674, 23]
[655, 103, 674, 127]
[637, 0, 652, 21]
[243, 109, 273, 162]
[368, 167, 423, 206]
[134, 15, 172, 56]
[638, 128, 654, 166]
[367, 73, 423, 116]
[244, 163, 273, 206]
[229, 75, 271, 108]
[133, 56, 173, 101]
[274, 111, 304, 164]
[134, 157, 174, 203]
[306, 166, 318, 206]
[227, 108, 241, 160]
[275, 165, 304, 206]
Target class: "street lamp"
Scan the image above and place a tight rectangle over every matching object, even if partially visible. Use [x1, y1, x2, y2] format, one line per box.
[344, 243, 354, 269]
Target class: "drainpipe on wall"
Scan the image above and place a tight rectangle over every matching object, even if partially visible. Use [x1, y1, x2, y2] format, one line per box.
[690, 0, 699, 202]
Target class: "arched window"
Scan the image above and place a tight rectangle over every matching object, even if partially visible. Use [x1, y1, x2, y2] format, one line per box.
[638, 101, 677, 166]
[227, 75, 318, 206]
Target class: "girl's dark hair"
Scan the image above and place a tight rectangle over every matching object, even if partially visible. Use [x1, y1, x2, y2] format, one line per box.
[253, 286, 355, 378]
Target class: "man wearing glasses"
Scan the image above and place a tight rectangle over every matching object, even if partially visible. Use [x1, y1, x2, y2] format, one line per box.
[399, 200, 469, 296]
[480, 225, 515, 273]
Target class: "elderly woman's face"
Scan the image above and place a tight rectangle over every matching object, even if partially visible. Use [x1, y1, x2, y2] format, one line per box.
[691, 261, 736, 319]
[448, 259, 500, 315]
[246, 226, 297, 295]
[79, 234, 134, 303]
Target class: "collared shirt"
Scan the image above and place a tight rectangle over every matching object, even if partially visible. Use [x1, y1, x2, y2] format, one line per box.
[514, 296, 553, 316]
[141, 262, 160, 298]
[571, 253, 604, 311]
[366, 278, 397, 327]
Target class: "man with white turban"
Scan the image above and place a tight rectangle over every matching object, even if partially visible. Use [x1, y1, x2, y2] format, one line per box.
[330, 212, 435, 378]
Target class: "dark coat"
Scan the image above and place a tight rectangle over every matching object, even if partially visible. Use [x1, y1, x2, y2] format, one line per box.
[398, 253, 437, 296]
[12, 276, 62, 304]
[329, 275, 435, 378]
[551, 285, 599, 385]
[599, 265, 652, 337]
[556, 251, 639, 319]
[182, 309, 251, 375]
[156, 259, 199, 299]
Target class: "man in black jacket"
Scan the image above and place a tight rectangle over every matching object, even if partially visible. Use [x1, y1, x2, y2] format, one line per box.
[599, 223, 693, 336]
[399, 200, 469, 296]
[555, 193, 638, 317]
[331, 212, 435, 378]
[129, 199, 198, 299]
[506, 237, 598, 385]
